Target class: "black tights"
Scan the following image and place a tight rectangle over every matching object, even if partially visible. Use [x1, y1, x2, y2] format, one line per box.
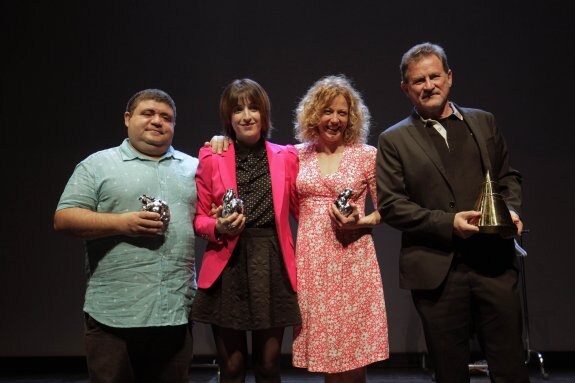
[212, 325, 284, 383]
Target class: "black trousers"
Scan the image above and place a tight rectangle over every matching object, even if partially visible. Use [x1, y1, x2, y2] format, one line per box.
[84, 314, 193, 383]
[412, 262, 530, 383]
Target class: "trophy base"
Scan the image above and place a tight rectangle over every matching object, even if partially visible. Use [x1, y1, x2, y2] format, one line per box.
[478, 225, 516, 239]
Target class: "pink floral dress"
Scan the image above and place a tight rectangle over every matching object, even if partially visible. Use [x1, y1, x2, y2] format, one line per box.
[292, 143, 389, 373]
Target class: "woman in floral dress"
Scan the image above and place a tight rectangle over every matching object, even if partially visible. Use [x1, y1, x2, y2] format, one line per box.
[292, 75, 389, 382]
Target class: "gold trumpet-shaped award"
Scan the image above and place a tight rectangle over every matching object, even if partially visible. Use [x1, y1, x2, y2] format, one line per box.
[472, 171, 517, 239]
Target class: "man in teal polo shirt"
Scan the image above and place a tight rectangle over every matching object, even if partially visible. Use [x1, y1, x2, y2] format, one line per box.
[54, 88, 198, 383]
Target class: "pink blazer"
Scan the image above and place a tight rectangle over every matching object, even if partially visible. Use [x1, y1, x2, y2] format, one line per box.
[193, 141, 299, 291]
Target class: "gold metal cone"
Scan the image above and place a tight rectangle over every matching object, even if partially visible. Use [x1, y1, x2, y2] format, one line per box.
[473, 171, 516, 238]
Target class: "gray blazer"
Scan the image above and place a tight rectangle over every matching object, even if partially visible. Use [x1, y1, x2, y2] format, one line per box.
[376, 104, 522, 290]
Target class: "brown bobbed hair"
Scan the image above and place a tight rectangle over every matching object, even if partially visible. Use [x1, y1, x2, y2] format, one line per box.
[220, 78, 273, 141]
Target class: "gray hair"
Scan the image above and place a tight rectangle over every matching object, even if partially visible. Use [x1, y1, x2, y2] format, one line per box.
[400, 42, 450, 82]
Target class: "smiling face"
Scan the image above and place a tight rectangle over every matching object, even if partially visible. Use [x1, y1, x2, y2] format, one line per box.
[231, 98, 262, 146]
[317, 94, 349, 147]
[401, 53, 452, 120]
[220, 79, 271, 143]
[124, 99, 175, 158]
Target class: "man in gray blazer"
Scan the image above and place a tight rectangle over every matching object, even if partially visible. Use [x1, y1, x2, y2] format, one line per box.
[376, 42, 530, 382]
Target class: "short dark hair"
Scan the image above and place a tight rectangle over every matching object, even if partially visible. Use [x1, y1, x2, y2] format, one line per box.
[126, 89, 176, 121]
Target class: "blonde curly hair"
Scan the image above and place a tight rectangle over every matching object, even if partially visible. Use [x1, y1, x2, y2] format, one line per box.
[294, 75, 370, 145]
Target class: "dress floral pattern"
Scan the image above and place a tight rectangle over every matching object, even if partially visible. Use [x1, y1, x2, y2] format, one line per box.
[292, 143, 389, 373]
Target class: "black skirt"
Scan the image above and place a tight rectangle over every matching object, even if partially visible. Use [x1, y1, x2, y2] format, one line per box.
[191, 227, 301, 330]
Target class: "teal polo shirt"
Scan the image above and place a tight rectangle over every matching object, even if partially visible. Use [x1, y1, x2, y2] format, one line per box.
[56, 139, 198, 328]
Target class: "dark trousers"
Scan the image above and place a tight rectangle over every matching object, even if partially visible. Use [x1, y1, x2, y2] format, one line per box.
[84, 314, 193, 383]
[412, 262, 530, 383]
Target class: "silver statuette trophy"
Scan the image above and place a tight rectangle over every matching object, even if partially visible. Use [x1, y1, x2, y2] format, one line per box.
[222, 189, 244, 217]
[334, 188, 353, 216]
[139, 195, 171, 232]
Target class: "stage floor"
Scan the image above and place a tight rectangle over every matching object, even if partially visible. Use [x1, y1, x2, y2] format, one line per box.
[0, 366, 570, 383]
[1, 354, 570, 383]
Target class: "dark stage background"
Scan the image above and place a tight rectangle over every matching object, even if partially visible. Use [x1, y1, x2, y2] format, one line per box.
[2, 1, 573, 359]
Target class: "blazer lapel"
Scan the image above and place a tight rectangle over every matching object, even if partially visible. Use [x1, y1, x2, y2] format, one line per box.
[266, 142, 285, 218]
[406, 115, 451, 182]
[218, 145, 237, 192]
[460, 109, 492, 173]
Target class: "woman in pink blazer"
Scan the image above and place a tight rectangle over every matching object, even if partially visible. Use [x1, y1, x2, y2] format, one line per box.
[191, 78, 300, 383]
